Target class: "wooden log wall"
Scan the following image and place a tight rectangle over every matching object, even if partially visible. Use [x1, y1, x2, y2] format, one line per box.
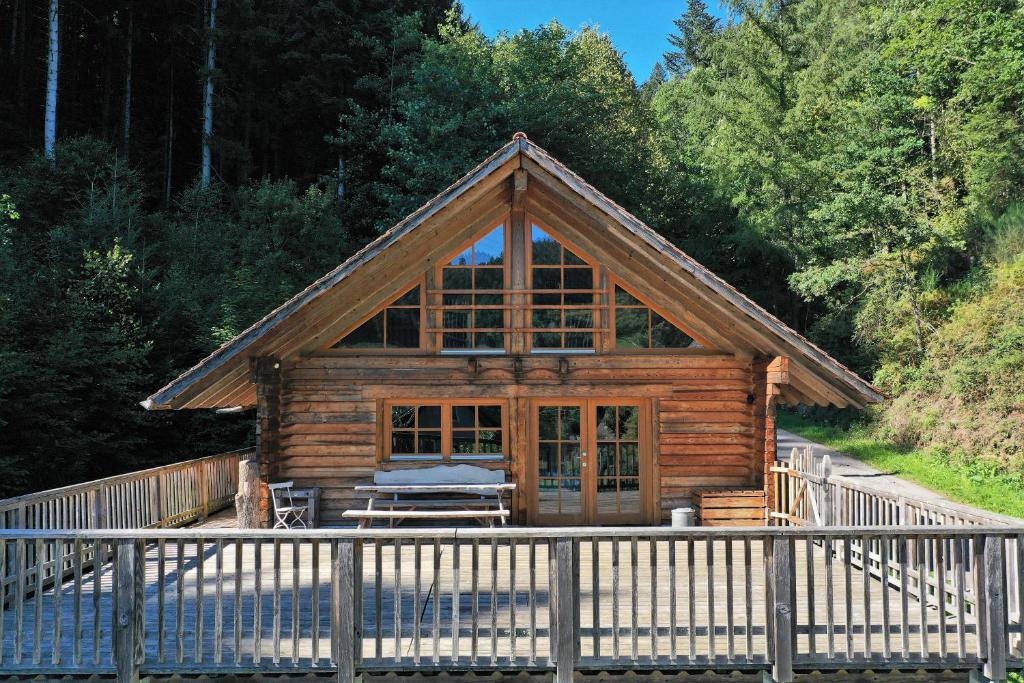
[268, 354, 767, 526]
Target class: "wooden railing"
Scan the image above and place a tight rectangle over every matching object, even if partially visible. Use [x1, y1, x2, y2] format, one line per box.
[0, 449, 251, 609]
[0, 526, 1020, 682]
[772, 446, 1024, 653]
[0, 448, 251, 531]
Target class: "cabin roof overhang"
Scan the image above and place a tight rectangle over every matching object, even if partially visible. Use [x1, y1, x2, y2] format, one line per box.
[143, 136, 883, 412]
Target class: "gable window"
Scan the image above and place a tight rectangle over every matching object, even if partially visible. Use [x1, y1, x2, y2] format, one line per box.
[613, 285, 695, 349]
[530, 224, 597, 350]
[333, 284, 422, 350]
[386, 401, 506, 461]
[439, 225, 507, 350]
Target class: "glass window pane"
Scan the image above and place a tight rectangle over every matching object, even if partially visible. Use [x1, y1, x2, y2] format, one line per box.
[618, 406, 640, 440]
[394, 286, 420, 306]
[474, 267, 503, 290]
[391, 432, 415, 455]
[560, 407, 581, 440]
[418, 406, 441, 428]
[597, 478, 618, 514]
[564, 291, 593, 305]
[450, 246, 473, 266]
[597, 443, 616, 476]
[475, 331, 503, 349]
[531, 225, 560, 265]
[452, 405, 476, 429]
[619, 443, 639, 476]
[442, 267, 471, 289]
[444, 331, 470, 348]
[565, 309, 593, 329]
[533, 332, 562, 348]
[559, 479, 582, 515]
[474, 309, 503, 329]
[478, 405, 502, 428]
[391, 406, 415, 429]
[615, 307, 648, 349]
[615, 286, 641, 306]
[563, 247, 586, 266]
[563, 267, 592, 290]
[538, 407, 559, 441]
[443, 310, 470, 330]
[619, 478, 641, 514]
[451, 430, 475, 455]
[418, 431, 442, 454]
[335, 312, 384, 348]
[443, 293, 470, 307]
[531, 267, 560, 290]
[474, 225, 505, 265]
[595, 406, 616, 440]
[565, 332, 594, 348]
[386, 308, 420, 348]
[560, 444, 580, 476]
[651, 312, 694, 348]
[478, 430, 502, 453]
[538, 443, 558, 476]
[532, 308, 560, 329]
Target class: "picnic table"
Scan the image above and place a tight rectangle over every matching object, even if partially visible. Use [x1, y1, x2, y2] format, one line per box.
[341, 465, 515, 528]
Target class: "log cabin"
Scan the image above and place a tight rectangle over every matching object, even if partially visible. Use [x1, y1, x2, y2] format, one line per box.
[143, 133, 883, 527]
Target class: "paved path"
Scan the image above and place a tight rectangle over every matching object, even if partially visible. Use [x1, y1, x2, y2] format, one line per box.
[777, 428, 1021, 523]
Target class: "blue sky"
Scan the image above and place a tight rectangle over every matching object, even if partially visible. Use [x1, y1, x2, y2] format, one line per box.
[460, 0, 729, 82]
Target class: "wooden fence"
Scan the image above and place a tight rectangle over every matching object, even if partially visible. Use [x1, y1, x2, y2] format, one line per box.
[0, 526, 1020, 682]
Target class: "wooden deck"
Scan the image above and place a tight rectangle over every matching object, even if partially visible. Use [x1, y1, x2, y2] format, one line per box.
[0, 534, 989, 674]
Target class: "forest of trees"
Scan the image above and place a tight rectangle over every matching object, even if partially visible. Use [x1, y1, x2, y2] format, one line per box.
[0, 0, 1021, 497]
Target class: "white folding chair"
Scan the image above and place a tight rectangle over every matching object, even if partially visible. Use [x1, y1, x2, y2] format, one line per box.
[269, 481, 309, 529]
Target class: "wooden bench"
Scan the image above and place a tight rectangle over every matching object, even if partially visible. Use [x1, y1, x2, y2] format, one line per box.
[342, 465, 516, 528]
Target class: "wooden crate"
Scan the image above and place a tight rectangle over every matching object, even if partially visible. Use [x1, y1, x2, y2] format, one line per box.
[693, 488, 766, 527]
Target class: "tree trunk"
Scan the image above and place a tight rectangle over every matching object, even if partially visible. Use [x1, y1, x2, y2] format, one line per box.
[121, 7, 133, 157]
[43, 0, 59, 161]
[200, 0, 217, 186]
[164, 63, 175, 206]
[235, 459, 261, 529]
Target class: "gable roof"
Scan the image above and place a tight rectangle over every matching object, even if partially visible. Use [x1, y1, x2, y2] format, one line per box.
[144, 135, 883, 411]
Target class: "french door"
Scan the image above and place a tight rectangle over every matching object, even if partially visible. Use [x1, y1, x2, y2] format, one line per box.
[531, 399, 651, 525]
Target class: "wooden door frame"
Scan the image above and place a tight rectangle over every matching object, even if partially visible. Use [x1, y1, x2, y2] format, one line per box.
[526, 397, 656, 526]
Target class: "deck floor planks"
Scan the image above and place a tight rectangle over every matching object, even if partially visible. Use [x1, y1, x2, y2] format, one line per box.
[0, 537, 979, 672]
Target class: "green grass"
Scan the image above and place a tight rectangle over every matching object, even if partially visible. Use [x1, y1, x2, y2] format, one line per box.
[776, 412, 1024, 519]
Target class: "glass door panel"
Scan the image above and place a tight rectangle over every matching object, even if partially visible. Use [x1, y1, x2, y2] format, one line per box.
[536, 405, 583, 523]
[593, 404, 642, 523]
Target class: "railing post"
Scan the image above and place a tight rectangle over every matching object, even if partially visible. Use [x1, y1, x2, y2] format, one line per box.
[769, 535, 795, 683]
[821, 454, 833, 526]
[198, 461, 210, 520]
[114, 538, 144, 682]
[554, 536, 577, 683]
[333, 539, 357, 683]
[974, 535, 1008, 683]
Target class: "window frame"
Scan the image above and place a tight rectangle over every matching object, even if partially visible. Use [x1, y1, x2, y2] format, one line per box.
[607, 275, 708, 353]
[526, 217, 603, 353]
[432, 219, 512, 354]
[323, 275, 427, 354]
[382, 399, 510, 463]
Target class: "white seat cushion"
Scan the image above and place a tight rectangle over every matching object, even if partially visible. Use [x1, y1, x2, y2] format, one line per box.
[373, 464, 505, 486]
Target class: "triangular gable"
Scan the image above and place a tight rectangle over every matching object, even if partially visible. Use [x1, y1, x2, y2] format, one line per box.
[143, 135, 883, 411]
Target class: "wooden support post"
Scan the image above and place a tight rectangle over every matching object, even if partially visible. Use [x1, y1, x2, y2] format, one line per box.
[821, 454, 834, 527]
[235, 459, 261, 529]
[252, 356, 283, 528]
[333, 539, 357, 683]
[509, 167, 528, 355]
[554, 537, 577, 683]
[114, 538, 144, 682]
[770, 536, 795, 683]
[979, 536, 1008, 683]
